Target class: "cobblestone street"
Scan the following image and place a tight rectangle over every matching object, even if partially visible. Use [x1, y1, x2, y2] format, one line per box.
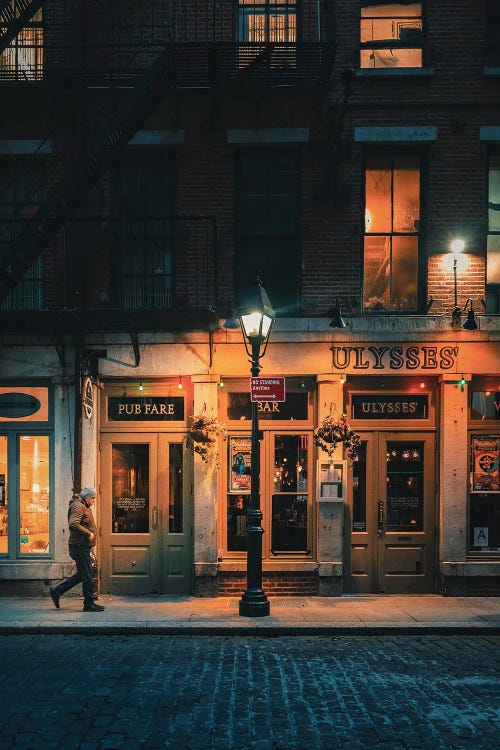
[1, 635, 498, 750]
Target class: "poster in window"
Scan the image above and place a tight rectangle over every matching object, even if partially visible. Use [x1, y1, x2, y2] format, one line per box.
[472, 436, 499, 492]
[229, 437, 251, 492]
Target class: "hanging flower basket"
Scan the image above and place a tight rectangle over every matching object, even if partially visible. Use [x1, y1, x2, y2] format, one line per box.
[185, 414, 227, 467]
[313, 414, 361, 467]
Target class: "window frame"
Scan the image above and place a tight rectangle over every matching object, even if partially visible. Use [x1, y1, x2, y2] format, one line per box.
[0, 4, 43, 81]
[486, 153, 500, 312]
[237, 0, 298, 43]
[362, 149, 426, 314]
[359, 1, 424, 70]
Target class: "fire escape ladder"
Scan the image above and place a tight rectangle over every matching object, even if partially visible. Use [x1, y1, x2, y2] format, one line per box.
[0, 0, 43, 56]
[0, 45, 176, 304]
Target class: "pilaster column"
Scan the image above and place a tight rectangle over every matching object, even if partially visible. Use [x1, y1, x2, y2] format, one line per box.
[439, 376, 469, 592]
[316, 376, 345, 595]
[191, 375, 220, 596]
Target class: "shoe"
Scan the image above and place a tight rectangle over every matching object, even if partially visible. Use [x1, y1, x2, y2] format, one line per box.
[49, 588, 60, 609]
[83, 602, 105, 612]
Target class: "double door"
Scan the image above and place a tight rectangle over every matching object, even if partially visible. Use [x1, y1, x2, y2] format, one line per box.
[100, 433, 192, 594]
[344, 432, 436, 593]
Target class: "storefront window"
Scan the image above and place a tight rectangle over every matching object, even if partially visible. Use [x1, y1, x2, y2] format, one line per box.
[272, 435, 308, 552]
[352, 442, 367, 532]
[469, 436, 500, 552]
[168, 443, 183, 533]
[19, 435, 50, 555]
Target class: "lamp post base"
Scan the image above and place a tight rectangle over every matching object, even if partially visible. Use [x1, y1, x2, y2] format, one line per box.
[239, 591, 270, 617]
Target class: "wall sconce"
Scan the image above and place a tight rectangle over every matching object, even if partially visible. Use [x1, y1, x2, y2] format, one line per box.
[223, 300, 240, 329]
[329, 298, 346, 329]
[462, 299, 479, 330]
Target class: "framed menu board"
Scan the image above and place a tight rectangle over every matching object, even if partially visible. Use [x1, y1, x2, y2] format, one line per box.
[471, 436, 500, 493]
[317, 459, 346, 502]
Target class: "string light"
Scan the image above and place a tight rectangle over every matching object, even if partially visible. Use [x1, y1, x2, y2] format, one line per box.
[459, 375, 467, 392]
[138, 382, 144, 392]
[218, 377, 225, 388]
[178, 376, 183, 390]
[340, 373, 346, 385]
[420, 377, 425, 389]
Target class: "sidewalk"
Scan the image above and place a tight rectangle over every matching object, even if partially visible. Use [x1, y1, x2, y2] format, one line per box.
[1, 594, 500, 635]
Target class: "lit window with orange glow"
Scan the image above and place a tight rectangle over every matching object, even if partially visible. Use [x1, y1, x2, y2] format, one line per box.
[0, 5, 43, 81]
[238, 0, 297, 43]
[360, 2, 422, 69]
[363, 155, 420, 311]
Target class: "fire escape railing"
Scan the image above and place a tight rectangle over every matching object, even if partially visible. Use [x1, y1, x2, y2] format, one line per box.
[0, 45, 176, 305]
[0, 0, 42, 55]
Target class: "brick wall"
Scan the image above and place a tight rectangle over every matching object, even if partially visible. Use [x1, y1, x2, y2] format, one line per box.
[218, 571, 319, 597]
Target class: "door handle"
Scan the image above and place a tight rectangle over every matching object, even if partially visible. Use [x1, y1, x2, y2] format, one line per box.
[377, 500, 385, 537]
[152, 506, 158, 530]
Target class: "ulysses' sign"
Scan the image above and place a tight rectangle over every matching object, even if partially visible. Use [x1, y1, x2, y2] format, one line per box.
[331, 345, 459, 371]
[108, 396, 184, 421]
[352, 394, 429, 420]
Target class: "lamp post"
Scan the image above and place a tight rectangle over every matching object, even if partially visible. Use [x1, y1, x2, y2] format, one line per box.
[449, 238, 466, 328]
[237, 277, 275, 617]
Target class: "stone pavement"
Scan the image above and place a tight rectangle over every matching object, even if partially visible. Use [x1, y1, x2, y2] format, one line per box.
[0, 594, 499, 635]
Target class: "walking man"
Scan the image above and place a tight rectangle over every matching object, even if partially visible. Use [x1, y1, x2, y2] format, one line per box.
[50, 486, 104, 612]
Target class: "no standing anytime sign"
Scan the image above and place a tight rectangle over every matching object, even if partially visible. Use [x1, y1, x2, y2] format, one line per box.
[250, 377, 286, 403]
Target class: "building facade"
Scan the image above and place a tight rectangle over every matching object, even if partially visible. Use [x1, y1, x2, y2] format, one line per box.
[0, 1, 499, 598]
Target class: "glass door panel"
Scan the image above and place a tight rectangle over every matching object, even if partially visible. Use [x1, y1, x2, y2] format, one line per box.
[19, 435, 49, 555]
[112, 444, 149, 533]
[271, 434, 309, 553]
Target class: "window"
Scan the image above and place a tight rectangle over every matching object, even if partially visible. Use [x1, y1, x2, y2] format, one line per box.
[235, 149, 300, 314]
[0, 5, 43, 81]
[238, 0, 297, 43]
[360, 2, 422, 69]
[0, 158, 45, 310]
[112, 153, 175, 310]
[363, 154, 420, 312]
[485, 0, 500, 67]
[486, 155, 500, 312]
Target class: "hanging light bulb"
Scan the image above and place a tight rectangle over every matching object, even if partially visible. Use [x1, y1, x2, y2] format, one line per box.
[459, 375, 467, 392]
[138, 382, 144, 392]
[218, 378, 224, 388]
[420, 377, 425, 389]
[178, 377, 183, 390]
[340, 373, 346, 385]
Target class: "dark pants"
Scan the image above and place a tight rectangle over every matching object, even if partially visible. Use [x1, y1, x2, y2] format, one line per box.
[53, 545, 95, 606]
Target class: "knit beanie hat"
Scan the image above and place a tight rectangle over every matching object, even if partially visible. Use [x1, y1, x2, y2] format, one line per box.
[80, 486, 97, 499]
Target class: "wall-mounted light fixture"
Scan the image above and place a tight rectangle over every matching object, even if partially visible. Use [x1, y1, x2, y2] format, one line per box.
[443, 238, 470, 328]
[329, 298, 346, 329]
[462, 299, 479, 330]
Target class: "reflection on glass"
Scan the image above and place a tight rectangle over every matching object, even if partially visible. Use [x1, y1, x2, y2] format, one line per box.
[19, 435, 49, 555]
[272, 435, 308, 551]
[386, 442, 423, 531]
[0, 436, 7, 554]
[169, 443, 183, 533]
[112, 444, 149, 533]
[469, 493, 500, 551]
[352, 442, 367, 532]
[227, 494, 249, 551]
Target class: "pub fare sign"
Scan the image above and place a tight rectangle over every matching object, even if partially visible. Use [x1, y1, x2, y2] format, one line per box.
[108, 396, 184, 421]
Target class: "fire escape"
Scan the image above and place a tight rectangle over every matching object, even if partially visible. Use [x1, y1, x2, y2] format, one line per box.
[0, 1, 336, 330]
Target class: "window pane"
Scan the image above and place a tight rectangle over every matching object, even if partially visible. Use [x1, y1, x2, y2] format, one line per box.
[112, 444, 149, 533]
[272, 435, 308, 552]
[227, 494, 248, 551]
[360, 4, 422, 69]
[364, 235, 390, 310]
[19, 436, 49, 555]
[0, 436, 7, 554]
[391, 235, 418, 311]
[470, 493, 500, 551]
[489, 157, 500, 231]
[352, 442, 367, 532]
[168, 443, 183, 533]
[365, 165, 391, 232]
[487, 235, 500, 285]
[386, 442, 424, 532]
[393, 157, 420, 232]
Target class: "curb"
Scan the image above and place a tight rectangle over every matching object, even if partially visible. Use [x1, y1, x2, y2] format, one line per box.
[1, 624, 499, 636]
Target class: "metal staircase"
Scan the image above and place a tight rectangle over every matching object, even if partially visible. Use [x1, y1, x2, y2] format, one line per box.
[0, 0, 42, 56]
[0, 44, 176, 304]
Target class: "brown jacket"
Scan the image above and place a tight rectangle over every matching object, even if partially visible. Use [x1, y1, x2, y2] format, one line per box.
[68, 496, 97, 547]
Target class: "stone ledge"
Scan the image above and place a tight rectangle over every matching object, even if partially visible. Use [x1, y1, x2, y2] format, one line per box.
[441, 561, 500, 576]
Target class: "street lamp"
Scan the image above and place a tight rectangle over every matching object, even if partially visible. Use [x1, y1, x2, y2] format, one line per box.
[447, 238, 468, 328]
[237, 276, 275, 617]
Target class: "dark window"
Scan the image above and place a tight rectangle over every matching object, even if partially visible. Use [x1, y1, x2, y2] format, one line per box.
[360, 2, 423, 69]
[486, 0, 500, 66]
[364, 154, 420, 312]
[111, 153, 175, 310]
[0, 158, 45, 310]
[235, 149, 300, 314]
[486, 155, 500, 313]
